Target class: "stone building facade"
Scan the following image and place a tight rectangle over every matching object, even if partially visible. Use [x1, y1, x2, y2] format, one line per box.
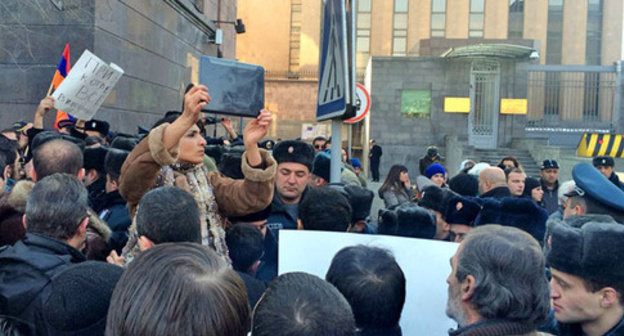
[0, 0, 237, 133]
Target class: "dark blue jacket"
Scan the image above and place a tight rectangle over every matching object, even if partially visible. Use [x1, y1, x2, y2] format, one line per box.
[98, 191, 131, 254]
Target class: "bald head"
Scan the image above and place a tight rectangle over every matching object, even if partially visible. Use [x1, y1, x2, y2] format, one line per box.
[32, 139, 84, 181]
[479, 167, 507, 195]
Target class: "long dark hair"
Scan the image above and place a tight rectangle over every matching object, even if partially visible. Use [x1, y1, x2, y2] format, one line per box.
[379, 164, 408, 198]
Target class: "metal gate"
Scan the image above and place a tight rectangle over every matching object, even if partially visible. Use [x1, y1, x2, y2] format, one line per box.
[469, 61, 500, 149]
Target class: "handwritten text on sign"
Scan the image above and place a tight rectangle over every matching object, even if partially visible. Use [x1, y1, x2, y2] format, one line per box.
[52, 49, 124, 120]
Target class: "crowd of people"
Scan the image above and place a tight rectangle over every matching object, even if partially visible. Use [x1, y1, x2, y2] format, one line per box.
[0, 84, 624, 335]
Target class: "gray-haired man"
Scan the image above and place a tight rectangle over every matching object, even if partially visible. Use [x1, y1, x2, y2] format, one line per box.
[446, 225, 551, 336]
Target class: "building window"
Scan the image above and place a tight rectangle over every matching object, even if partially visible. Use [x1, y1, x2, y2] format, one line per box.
[585, 0, 602, 65]
[469, 0, 485, 38]
[508, 0, 524, 39]
[393, 0, 408, 56]
[288, 0, 302, 73]
[545, 0, 563, 65]
[431, 0, 446, 37]
[356, 0, 371, 56]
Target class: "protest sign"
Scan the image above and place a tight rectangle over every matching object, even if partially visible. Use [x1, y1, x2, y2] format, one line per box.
[279, 230, 458, 336]
[52, 49, 124, 120]
[198, 56, 264, 118]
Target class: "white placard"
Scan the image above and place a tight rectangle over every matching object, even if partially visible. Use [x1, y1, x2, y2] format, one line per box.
[279, 230, 458, 336]
[52, 49, 124, 120]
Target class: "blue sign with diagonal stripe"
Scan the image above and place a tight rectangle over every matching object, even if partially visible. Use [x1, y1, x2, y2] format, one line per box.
[317, 0, 350, 121]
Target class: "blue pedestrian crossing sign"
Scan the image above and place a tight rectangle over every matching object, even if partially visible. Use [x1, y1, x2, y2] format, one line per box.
[317, 0, 351, 121]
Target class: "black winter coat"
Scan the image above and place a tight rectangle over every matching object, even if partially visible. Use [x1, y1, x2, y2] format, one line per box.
[0, 233, 85, 332]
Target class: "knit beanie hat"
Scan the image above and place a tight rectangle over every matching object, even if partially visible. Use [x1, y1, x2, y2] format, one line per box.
[425, 163, 445, 179]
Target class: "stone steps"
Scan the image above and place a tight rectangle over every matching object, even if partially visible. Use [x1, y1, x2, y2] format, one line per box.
[466, 148, 541, 177]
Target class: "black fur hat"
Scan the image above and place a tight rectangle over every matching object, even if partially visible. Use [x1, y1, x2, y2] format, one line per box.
[418, 186, 456, 214]
[311, 152, 331, 181]
[344, 185, 374, 222]
[273, 140, 315, 171]
[448, 173, 479, 197]
[83, 147, 109, 172]
[110, 136, 138, 151]
[546, 219, 624, 285]
[476, 197, 548, 244]
[395, 203, 436, 239]
[84, 119, 110, 136]
[330, 184, 374, 222]
[444, 196, 480, 225]
[219, 153, 244, 180]
[104, 148, 129, 179]
[377, 208, 399, 236]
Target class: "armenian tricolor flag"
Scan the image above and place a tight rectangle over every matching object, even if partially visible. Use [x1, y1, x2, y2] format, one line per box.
[50, 43, 72, 129]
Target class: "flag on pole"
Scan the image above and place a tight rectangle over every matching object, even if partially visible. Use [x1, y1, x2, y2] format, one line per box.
[50, 44, 72, 130]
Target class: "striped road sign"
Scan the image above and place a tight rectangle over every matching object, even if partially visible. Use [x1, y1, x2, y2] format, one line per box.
[577, 133, 624, 158]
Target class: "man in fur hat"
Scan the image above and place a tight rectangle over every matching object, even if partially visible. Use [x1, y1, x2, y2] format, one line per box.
[545, 219, 624, 336]
[266, 140, 315, 233]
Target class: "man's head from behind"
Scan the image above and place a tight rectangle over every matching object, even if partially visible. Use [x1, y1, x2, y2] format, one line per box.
[32, 139, 84, 181]
[326, 245, 406, 332]
[545, 220, 624, 328]
[135, 186, 201, 250]
[478, 167, 507, 195]
[226, 223, 264, 274]
[298, 186, 352, 232]
[106, 243, 249, 336]
[252, 272, 355, 336]
[446, 225, 550, 328]
[25, 173, 89, 248]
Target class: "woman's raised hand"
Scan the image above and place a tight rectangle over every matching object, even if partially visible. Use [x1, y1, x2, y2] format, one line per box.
[182, 85, 211, 124]
[243, 109, 273, 146]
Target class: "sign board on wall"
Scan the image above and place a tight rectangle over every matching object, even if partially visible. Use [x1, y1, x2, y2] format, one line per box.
[301, 123, 331, 140]
[444, 97, 470, 113]
[279, 230, 458, 336]
[400, 89, 431, 117]
[500, 98, 528, 114]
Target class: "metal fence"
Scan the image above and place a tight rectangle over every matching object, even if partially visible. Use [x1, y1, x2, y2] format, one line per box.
[526, 65, 617, 128]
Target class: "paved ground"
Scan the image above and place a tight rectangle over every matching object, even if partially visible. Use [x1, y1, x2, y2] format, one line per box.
[367, 180, 384, 224]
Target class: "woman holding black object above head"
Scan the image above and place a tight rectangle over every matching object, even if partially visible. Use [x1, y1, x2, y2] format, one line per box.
[378, 164, 412, 209]
[118, 84, 276, 262]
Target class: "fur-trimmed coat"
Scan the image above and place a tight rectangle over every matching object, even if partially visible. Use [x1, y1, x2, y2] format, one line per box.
[119, 123, 276, 248]
[120, 123, 276, 218]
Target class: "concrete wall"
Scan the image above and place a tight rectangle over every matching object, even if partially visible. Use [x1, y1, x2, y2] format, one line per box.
[369, 56, 530, 179]
[0, 0, 232, 133]
[0, 1, 95, 127]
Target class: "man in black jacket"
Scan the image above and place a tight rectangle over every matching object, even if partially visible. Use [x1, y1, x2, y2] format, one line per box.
[593, 156, 624, 191]
[369, 139, 382, 182]
[540, 159, 560, 215]
[0, 174, 89, 332]
[98, 149, 131, 254]
[478, 167, 511, 199]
